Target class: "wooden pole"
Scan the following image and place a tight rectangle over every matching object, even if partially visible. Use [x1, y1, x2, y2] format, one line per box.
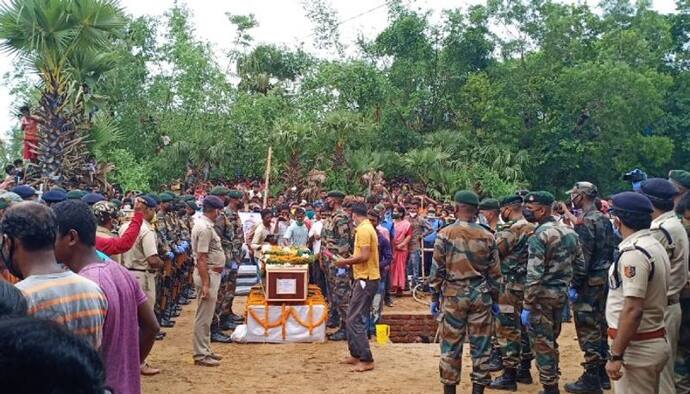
[263, 146, 272, 208]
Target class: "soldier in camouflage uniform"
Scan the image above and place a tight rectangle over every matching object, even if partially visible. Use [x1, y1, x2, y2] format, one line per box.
[322, 190, 353, 341]
[429, 190, 500, 394]
[563, 182, 615, 394]
[157, 192, 180, 328]
[670, 170, 690, 393]
[521, 191, 584, 394]
[490, 195, 536, 391]
[210, 188, 244, 343]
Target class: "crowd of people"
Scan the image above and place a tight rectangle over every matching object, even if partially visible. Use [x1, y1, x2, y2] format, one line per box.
[0, 167, 689, 394]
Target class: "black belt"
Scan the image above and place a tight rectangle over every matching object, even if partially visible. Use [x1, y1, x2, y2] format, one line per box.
[128, 268, 157, 274]
[668, 294, 680, 305]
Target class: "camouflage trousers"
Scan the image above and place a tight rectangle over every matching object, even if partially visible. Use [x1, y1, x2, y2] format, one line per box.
[439, 284, 493, 386]
[571, 283, 608, 368]
[326, 259, 352, 329]
[496, 286, 533, 368]
[526, 292, 566, 386]
[675, 296, 690, 393]
[211, 265, 238, 329]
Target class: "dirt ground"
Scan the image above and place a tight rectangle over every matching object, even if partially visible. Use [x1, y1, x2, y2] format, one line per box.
[143, 296, 596, 394]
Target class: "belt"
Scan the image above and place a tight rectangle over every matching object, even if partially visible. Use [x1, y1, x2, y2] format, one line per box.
[210, 267, 224, 274]
[608, 327, 666, 341]
[127, 268, 157, 274]
[668, 294, 680, 305]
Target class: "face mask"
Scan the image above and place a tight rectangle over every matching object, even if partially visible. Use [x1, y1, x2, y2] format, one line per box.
[296, 220, 304, 226]
[393, 213, 402, 219]
[1, 238, 21, 280]
[477, 214, 488, 226]
[522, 207, 537, 223]
[410, 212, 418, 218]
[500, 209, 510, 223]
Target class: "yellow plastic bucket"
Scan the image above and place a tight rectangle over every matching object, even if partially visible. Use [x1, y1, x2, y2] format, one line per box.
[375, 324, 390, 345]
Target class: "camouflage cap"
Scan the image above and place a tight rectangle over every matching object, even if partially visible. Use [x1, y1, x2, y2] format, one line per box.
[210, 186, 229, 196]
[453, 190, 479, 206]
[92, 201, 117, 221]
[228, 190, 243, 199]
[0, 192, 23, 204]
[478, 198, 500, 211]
[500, 195, 523, 207]
[524, 191, 555, 206]
[669, 170, 690, 190]
[566, 181, 598, 197]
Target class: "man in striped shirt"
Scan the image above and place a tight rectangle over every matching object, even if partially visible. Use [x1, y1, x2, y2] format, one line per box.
[1, 202, 107, 349]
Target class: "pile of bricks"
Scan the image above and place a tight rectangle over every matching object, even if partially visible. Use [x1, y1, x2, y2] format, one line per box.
[380, 313, 439, 343]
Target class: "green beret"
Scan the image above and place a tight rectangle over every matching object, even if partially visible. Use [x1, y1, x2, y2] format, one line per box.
[0, 198, 10, 209]
[158, 192, 174, 203]
[454, 190, 479, 206]
[67, 190, 87, 200]
[669, 170, 690, 190]
[478, 198, 500, 211]
[524, 191, 555, 206]
[186, 200, 199, 210]
[51, 187, 67, 193]
[500, 195, 523, 207]
[181, 194, 196, 202]
[228, 190, 243, 199]
[210, 186, 229, 196]
[327, 190, 345, 198]
[109, 199, 122, 208]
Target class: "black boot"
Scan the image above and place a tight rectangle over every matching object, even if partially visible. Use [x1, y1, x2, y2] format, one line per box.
[564, 368, 602, 394]
[517, 359, 533, 384]
[328, 329, 347, 341]
[221, 318, 238, 331]
[539, 384, 560, 394]
[489, 368, 518, 391]
[210, 330, 233, 343]
[326, 315, 339, 329]
[488, 348, 503, 372]
[598, 365, 611, 390]
[471, 383, 485, 394]
[443, 384, 456, 394]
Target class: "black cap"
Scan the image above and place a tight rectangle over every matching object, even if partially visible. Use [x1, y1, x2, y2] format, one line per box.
[140, 195, 158, 208]
[11, 185, 36, 200]
[640, 178, 679, 201]
[203, 195, 224, 210]
[611, 191, 653, 214]
[42, 189, 67, 204]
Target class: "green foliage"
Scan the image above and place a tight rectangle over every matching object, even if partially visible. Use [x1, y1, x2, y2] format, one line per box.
[2, 0, 689, 199]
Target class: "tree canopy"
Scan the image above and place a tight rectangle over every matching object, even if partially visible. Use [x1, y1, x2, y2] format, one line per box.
[2, 0, 689, 198]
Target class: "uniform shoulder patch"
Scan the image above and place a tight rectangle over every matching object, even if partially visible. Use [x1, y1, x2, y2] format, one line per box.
[623, 265, 636, 278]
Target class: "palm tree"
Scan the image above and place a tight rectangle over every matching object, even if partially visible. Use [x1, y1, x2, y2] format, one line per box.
[0, 0, 125, 185]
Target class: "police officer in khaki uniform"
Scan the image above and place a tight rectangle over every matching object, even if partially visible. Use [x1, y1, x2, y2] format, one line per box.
[120, 195, 162, 376]
[191, 195, 226, 367]
[639, 178, 690, 393]
[605, 192, 671, 394]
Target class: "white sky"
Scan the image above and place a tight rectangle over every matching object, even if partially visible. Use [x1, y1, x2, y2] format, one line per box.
[0, 0, 679, 140]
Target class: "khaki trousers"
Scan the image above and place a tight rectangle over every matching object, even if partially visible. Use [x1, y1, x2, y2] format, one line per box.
[613, 337, 670, 394]
[192, 268, 221, 360]
[130, 271, 157, 310]
[660, 302, 682, 393]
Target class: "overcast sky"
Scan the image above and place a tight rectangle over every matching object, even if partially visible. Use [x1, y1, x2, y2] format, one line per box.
[0, 0, 679, 140]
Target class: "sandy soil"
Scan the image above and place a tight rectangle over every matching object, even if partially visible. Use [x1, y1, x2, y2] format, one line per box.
[143, 296, 597, 394]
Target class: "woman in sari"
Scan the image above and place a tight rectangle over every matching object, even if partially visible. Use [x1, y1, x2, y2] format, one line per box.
[390, 206, 412, 295]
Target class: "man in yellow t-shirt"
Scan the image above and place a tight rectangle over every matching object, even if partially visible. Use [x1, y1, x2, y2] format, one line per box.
[335, 203, 379, 373]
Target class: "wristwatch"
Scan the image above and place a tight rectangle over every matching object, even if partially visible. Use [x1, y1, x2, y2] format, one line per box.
[609, 351, 624, 361]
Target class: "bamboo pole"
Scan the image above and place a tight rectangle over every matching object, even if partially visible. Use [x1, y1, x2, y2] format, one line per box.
[263, 146, 272, 208]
